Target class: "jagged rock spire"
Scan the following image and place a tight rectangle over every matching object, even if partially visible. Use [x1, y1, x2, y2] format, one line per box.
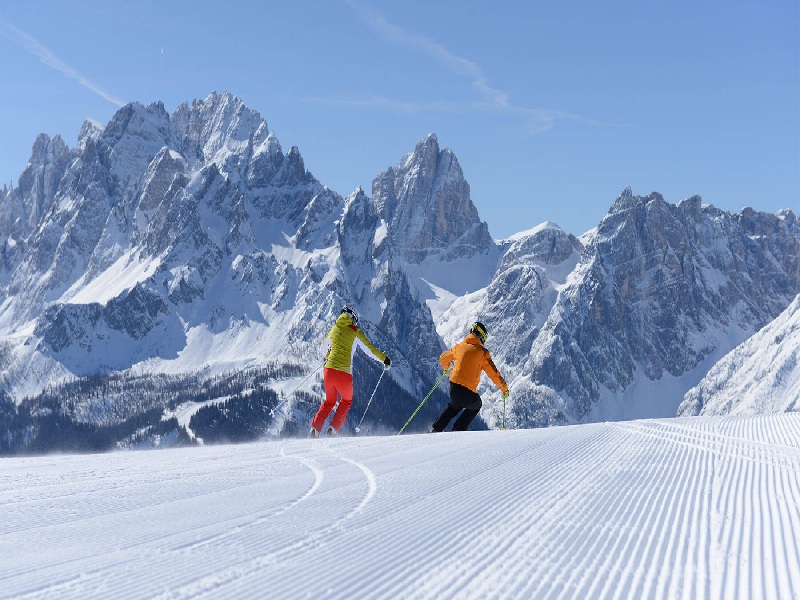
[371, 133, 492, 262]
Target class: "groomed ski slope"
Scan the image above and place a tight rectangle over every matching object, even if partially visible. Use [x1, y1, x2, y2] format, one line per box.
[2, 414, 799, 599]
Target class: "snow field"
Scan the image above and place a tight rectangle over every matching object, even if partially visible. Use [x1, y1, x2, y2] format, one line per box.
[1, 414, 799, 599]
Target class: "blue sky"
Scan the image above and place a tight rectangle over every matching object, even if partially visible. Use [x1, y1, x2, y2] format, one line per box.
[1, 0, 797, 238]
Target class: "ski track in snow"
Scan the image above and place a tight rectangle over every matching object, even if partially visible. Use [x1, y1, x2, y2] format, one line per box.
[1, 415, 799, 599]
[161, 443, 326, 554]
[156, 444, 378, 599]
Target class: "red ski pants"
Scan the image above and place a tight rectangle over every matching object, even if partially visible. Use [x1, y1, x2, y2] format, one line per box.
[311, 368, 353, 433]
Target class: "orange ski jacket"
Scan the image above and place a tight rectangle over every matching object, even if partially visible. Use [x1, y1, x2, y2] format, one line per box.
[440, 333, 509, 394]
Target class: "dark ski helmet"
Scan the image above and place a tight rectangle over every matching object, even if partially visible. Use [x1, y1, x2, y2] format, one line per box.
[470, 321, 488, 343]
[341, 305, 359, 325]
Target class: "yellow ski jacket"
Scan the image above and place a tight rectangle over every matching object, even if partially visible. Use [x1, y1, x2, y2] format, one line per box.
[320, 313, 387, 374]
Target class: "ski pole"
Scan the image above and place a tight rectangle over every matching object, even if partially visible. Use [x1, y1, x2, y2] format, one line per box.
[270, 362, 324, 416]
[354, 369, 385, 433]
[398, 370, 448, 435]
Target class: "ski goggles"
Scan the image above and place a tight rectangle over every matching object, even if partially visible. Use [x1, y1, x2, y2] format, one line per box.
[471, 323, 488, 343]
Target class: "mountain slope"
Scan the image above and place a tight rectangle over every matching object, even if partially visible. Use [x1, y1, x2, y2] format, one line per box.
[0, 93, 450, 440]
[490, 191, 800, 428]
[371, 133, 494, 264]
[2, 414, 799, 598]
[679, 294, 800, 416]
[2, 93, 799, 449]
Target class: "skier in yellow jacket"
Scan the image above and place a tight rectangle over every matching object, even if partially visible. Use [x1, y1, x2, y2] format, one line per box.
[310, 305, 391, 437]
[431, 321, 509, 432]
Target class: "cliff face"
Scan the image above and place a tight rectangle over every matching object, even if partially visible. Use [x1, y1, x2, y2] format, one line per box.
[503, 191, 800, 427]
[371, 133, 493, 264]
[679, 293, 800, 416]
[2, 94, 799, 450]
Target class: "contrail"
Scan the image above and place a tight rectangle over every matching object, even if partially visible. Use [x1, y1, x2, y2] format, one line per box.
[343, 0, 508, 108]
[341, 0, 598, 135]
[1, 20, 125, 107]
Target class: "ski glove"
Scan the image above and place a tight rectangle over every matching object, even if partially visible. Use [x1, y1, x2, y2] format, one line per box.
[384, 356, 392, 369]
[502, 390, 510, 399]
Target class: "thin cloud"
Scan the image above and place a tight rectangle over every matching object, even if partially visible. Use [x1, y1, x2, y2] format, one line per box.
[343, 0, 508, 108]
[1, 20, 125, 107]
[288, 92, 599, 138]
[287, 93, 474, 113]
[341, 0, 599, 136]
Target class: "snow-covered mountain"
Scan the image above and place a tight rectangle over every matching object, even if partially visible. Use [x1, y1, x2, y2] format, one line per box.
[0, 92, 451, 447]
[679, 294, 800, 416]
[1, 92, 799, 452]
[371, 133, 494, 264]
[432, 190, 800, 430]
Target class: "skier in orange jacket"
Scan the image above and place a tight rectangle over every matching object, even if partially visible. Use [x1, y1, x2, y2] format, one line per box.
[431, 321, 509, 432]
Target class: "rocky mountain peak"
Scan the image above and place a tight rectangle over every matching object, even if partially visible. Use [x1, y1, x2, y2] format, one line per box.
[1, 133, 72, 243]
[98, 101, 172, 200]
[371, 134, 492, 263]
[30, 133, 69, 163]
[677, 195, 703, 222]
[3, 91, 800, 449]
[408, 133, 440, 165]
[171, 92, 272, 173]
[516, 192, 800, 427]
[77, 119, 105, 153]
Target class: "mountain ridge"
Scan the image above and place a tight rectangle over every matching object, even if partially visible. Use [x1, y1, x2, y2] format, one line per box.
[679, 293, 800, 416]
[1, 91, 798, 452]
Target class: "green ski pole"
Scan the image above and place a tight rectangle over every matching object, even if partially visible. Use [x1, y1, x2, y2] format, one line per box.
[398, 371, 448, 435]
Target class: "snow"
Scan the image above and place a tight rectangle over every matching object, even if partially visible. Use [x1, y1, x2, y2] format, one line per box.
[2, 414, 799, 599]
[165, 397, 233, 443]
[402, 246, 502, 324]
[159, 321, 275, 374]
[437, 287, 489, 345]
[373, 219, 388, 248]
[270, 240, 335, 272]
[64, 251, 164, 305]
[681, 294, 800, 416]
[587, 370, 696, 422]
[586, 321, 754, 422]
[499, 221, 562, 243]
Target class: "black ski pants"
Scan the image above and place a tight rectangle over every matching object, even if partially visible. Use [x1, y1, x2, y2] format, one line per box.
[431, 382, 482, 432]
